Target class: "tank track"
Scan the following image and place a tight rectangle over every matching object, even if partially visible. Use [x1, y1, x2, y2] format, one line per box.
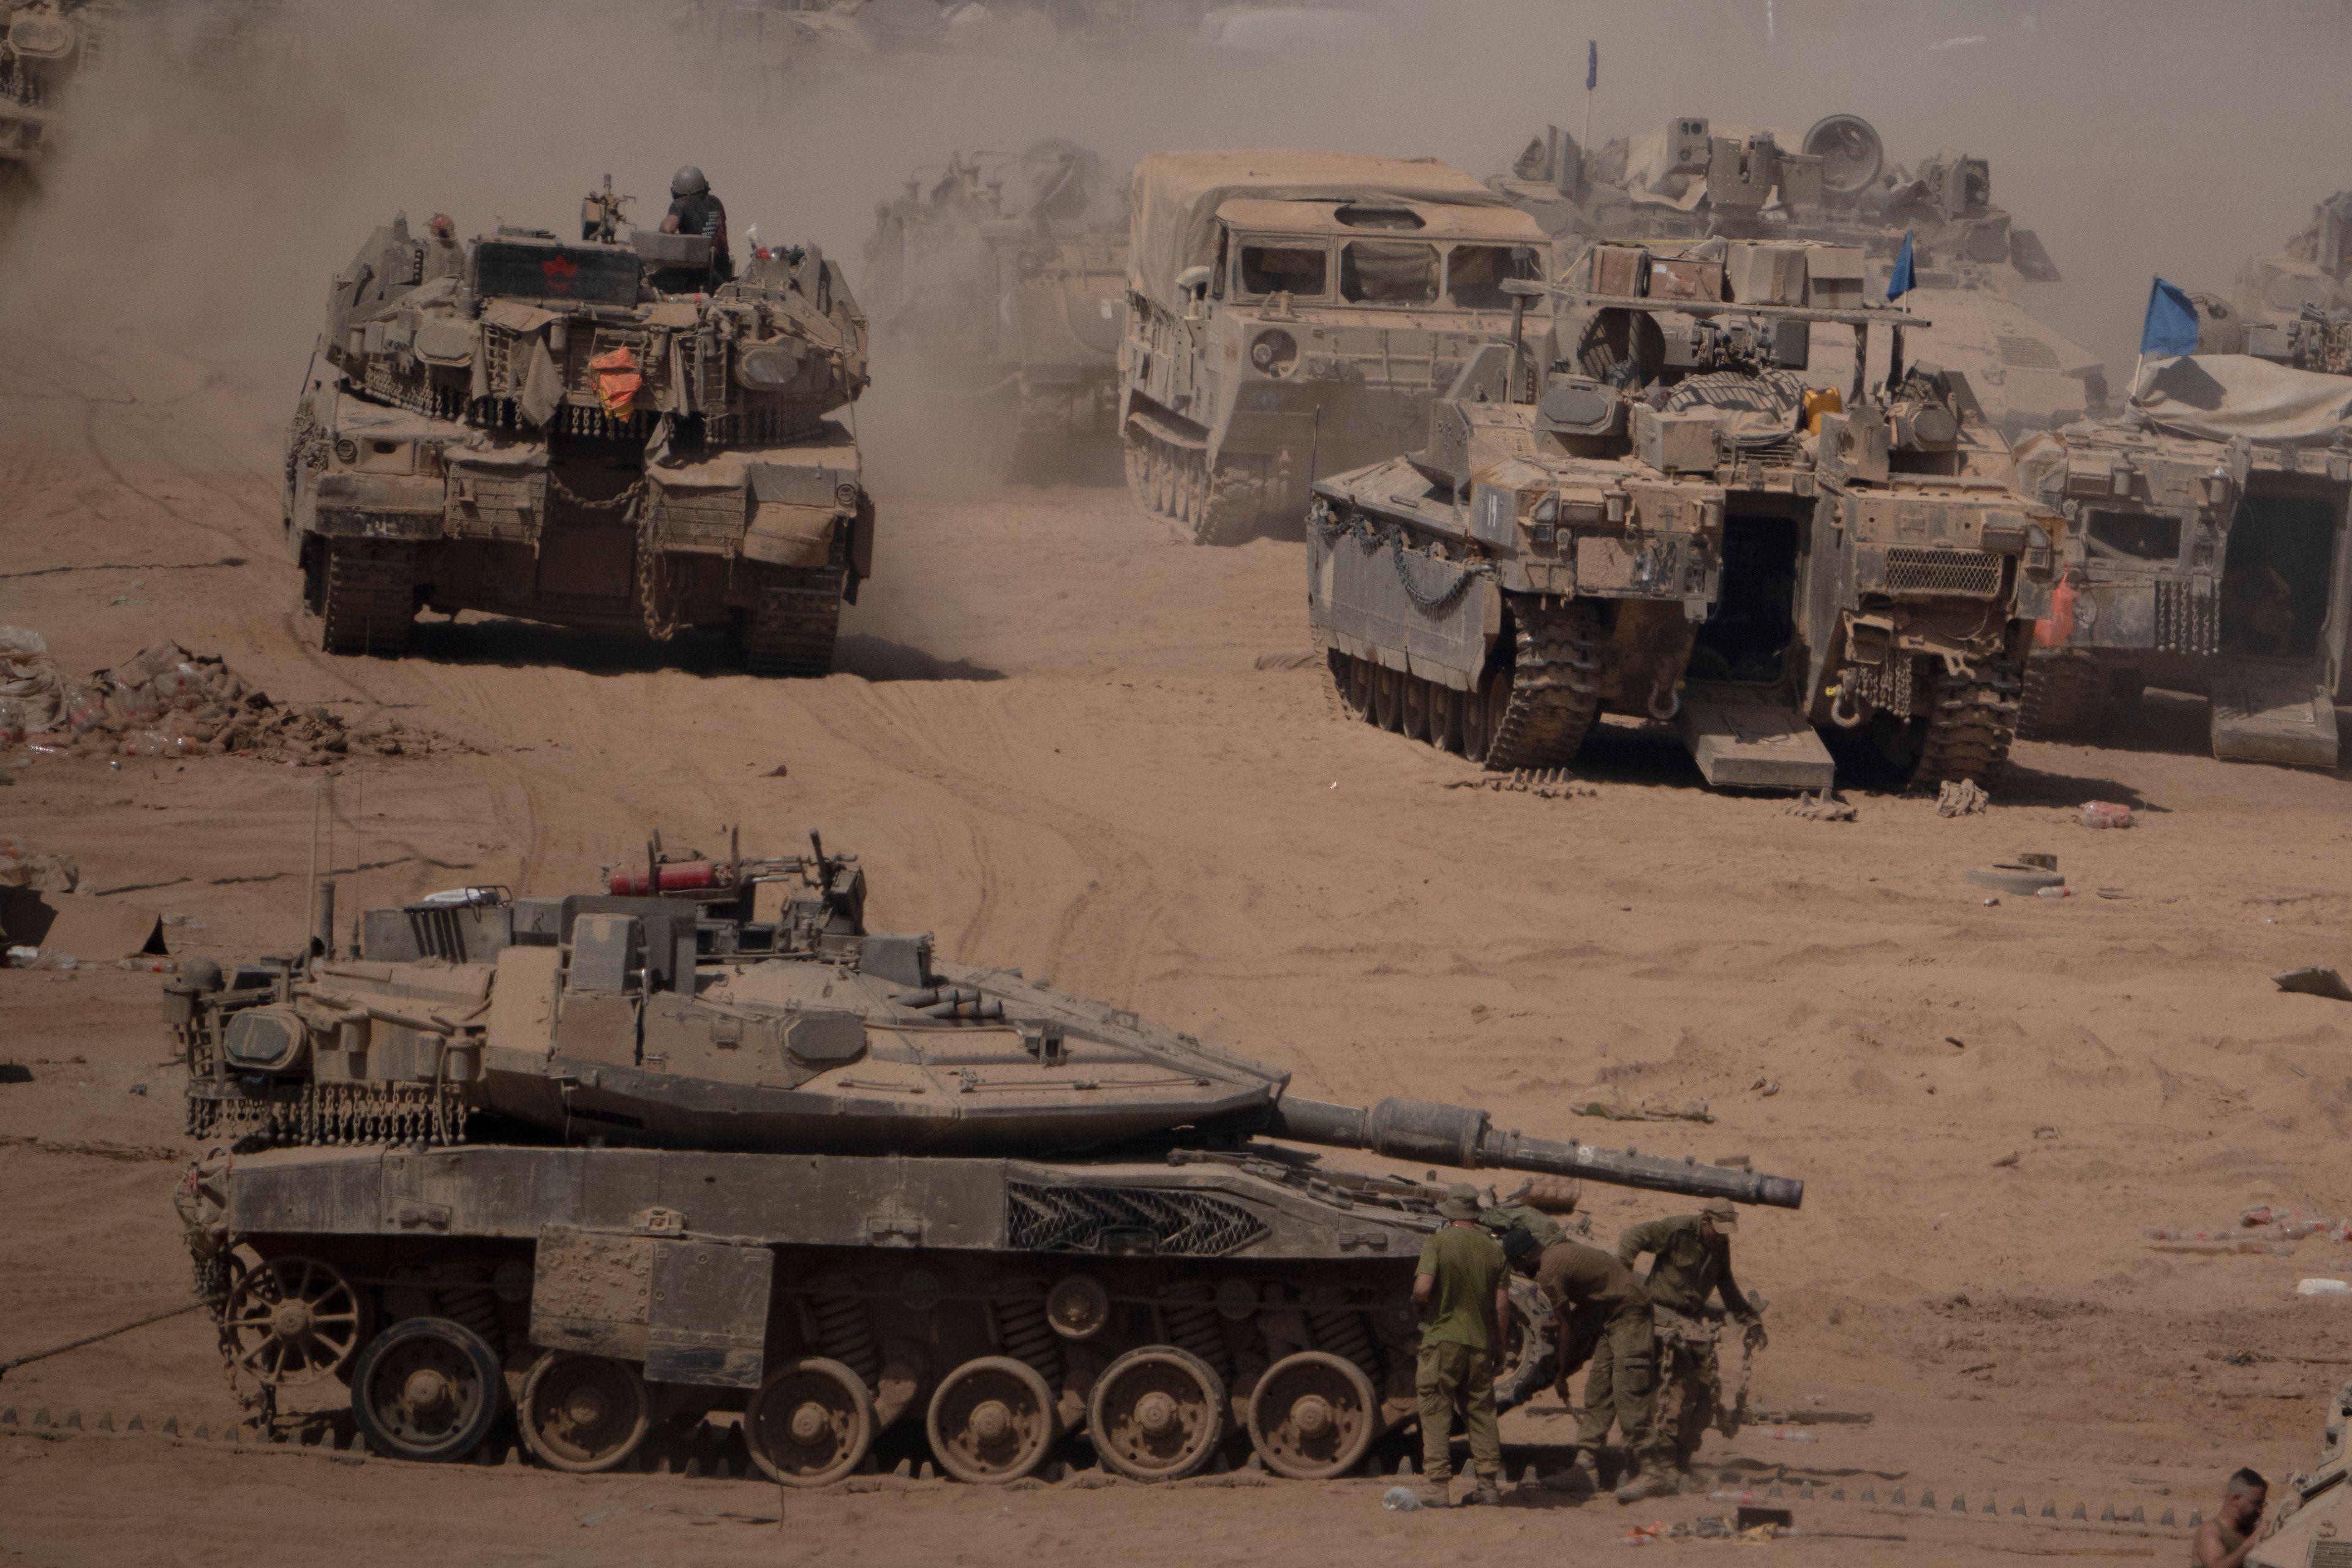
[742, 570, 841, 677]
[1126, 425, 1257, 546]
[1485, 599, 1605, 772]
[318, 546, 415, 657]
[1910, 663, 2022, 788]
[2016, 653, 2103, 740]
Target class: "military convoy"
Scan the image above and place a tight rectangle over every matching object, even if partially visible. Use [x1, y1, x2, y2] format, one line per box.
[2013, 356, 2350, 766]
[1494, 114, 2105, 440]
[1308, 236, 2059, 790]
[170, 833, 1798, 1479]
[862, 141, 1129, 477]
[1120, 150, 1551, 544]
[285, 189, 872, 675]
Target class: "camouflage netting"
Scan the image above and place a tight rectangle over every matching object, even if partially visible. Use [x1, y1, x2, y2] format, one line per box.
[0, 631, 443, 765]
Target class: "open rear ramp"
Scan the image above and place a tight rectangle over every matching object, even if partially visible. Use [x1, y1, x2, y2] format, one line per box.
[1681, 682, 1837, 791]
[2209, 659, 2341, 767]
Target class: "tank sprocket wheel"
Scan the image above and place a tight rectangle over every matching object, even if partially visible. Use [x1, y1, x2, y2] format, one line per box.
[924, 1355, 1058, 1483]
[518, 1351, 650, 1474]
[1909, 662, 2022, 789]
[742, 569, 841, 678]
[1483, 599, 1605, 771]
[349, 1315, 503, 1463]
[318, 545, 415, 657]
[1245, 1351, 1378, 1480]
[1087, 1345, 1226, 1482]
[2016, 652, 2103, 740]
[222, 1255, 364, 1387]
[744, 1356, 875, 1488]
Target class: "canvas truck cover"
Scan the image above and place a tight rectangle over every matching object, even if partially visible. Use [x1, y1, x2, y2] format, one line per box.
[2130, 353, 2352, 444]
[1128, 149, 1512, 307]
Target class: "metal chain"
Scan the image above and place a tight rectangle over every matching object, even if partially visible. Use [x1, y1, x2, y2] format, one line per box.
[546, 471, 647, 516]
[1389, 530, 1477, 614]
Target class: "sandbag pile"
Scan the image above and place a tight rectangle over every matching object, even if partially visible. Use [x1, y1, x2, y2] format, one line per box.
[0, 630, 439, 765]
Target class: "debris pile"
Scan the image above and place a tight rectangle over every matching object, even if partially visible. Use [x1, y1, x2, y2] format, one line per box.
[0, 631, 440, 766]
[1442, 767, 1597, 799]
[1782, 790, 1856, 821]
[1936, 779, 1989, 816]
[2144, 1205, 2351, 1254]
[0, 837, 78, 893]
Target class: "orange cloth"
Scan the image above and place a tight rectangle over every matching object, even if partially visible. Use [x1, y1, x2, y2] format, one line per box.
[589, 346, 641, 418]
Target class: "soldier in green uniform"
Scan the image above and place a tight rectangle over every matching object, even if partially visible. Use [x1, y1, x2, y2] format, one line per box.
[1502, 1228, 1678, 1503]
[1480, 1185, 1569, 1415]
[1412, 1186, 1512, 1508]
[1616, 1198, 1765, 1471]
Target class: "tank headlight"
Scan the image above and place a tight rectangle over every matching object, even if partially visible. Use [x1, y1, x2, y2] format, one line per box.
[1249, 328, 1298, 377]
[333, 438, 358, 463]
[834, 481, 860, 508]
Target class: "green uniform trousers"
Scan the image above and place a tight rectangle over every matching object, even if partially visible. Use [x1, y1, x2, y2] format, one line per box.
[1572, 1303, 1665, 1464]
[1415, 1340, 1502, 1483]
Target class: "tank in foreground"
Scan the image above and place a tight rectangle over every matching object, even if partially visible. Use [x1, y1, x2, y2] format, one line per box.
[171, 833, 1799, 1482]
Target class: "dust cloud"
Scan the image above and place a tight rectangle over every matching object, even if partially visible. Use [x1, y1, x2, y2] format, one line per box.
[4, 0, 2348, 417]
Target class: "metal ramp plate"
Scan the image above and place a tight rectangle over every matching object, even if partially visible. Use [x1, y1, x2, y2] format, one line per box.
[1681, 683, 1837, 791]
[2210, 660, 2341, 768]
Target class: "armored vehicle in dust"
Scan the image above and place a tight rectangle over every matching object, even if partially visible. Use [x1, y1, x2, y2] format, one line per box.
[863, 141, 1129, 477]
[1120, 150, 1551, 544]
[1494, 113, 2103, 440]
[2249, 1379, 2352, 1568]
[2011, 355, 2351, 767]
[0, 0, 104, 189]
[2230, 189, 2352, 334]
[1308, 239, 2059, 791]
[171, 833, 1798, 1483]
[285, 191, 872, 675]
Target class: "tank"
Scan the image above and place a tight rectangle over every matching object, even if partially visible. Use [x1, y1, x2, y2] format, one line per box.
[0, 0, 104, 191]
[1307, 240, 2060, 791]
[2011, 358, 2351, 766]
[1494, 114, 2106, 440]
[169, 832, 1800, 1482]
[862, 140, 1129, 477]
[285, 184, 873, 674]
[1120, 149, 1553, 544]
[2229, 190, 2352, 333]
[2250, 1379, 2352, 1568]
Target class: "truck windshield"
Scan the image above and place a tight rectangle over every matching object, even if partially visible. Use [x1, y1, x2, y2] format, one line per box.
[1340, 240, 1438, 305]
[1238, 243, 1329, 299]
[1446, 244, 1545, 310]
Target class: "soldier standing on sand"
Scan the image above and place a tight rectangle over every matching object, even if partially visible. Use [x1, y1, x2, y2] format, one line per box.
[1503, 1227, 1678, 1503]
[2192, 1469, 2268, 1568]
[1616, 1199, 1765, 1472]
[1413, 1185, 1511, 1509]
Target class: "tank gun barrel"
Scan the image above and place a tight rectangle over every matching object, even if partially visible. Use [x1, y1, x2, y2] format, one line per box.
[1265, 1096, 1803, 1210]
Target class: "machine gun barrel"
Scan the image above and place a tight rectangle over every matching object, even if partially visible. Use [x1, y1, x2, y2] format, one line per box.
[1265, 1096, 1803, 1210]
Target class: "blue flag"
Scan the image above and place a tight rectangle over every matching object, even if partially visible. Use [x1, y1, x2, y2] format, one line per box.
[1586, 40, 1597, 91]
[1886, 230, 1915, 301]
[2139, 276, 2199, 356]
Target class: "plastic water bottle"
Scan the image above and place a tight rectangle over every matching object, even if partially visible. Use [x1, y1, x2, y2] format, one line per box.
[2297, 1278, 2352, 1298]
[1381, 1486, 1422, 1511]
[1758, 1427, 1819, 1442]
[2079, 801, 2133, 829]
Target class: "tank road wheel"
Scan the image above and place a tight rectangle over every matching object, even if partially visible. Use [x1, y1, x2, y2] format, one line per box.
[1461, 673, 1493, 761]
[925, 1355, 1058, 1484]
[1432, 683, 1465, 754]
[1186, 453, 1210, 526]
[1483, 601, 1604, 771]
[1401, 676, 1431, 742]
[742, 567, 842, 678]
[318, 544, 415, 657]
[1348, 657, 1375, 723]
[518, 1352, 650, 1474]
[1087, 1346, 1226, 1482]
[745, 1356, 875, 1488]
[2016, 653, 2102, 740]
[1123, 428, 1150, 503]
[349, 1316, 503, 1463]
[1909, 663, 2022, 790]
[1150, 440, 1174, 514]
[222, 1256, 364, 1387]
[1373, 665, 1403, 732]
[1245, 1351, 1378, 1480]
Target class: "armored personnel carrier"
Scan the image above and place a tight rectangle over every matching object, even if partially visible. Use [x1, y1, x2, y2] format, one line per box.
[2011, 355, 2351, 766]
[863, 141, 1129, 477]
[1120, 150, 1551, 544]
[170, 833, 1799, 1482]
[1496, 115, 2103, 440]
[1308, 239, 2059, 791]
[285, 186, 872, 674]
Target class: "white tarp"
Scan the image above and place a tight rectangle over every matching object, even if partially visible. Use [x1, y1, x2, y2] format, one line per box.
[2130, 353, 2352, 444]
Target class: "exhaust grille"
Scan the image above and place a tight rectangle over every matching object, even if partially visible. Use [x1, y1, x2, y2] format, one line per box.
[1881, 546, 2003, 598]
[1007, 1183, 1270, 1257]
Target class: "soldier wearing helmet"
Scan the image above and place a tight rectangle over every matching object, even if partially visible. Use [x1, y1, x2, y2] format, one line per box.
[659, 165, 734, 282]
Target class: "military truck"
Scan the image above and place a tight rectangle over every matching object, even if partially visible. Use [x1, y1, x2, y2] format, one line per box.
[1120, 150, 1551, 544]
[0, 0, 104, 189]
[2011, 355, 2351, 766]
[285, 190, 872, 675]
[1308, 238, 2059, 791]
[170, 832, 1799, 1481]
[1494, 115, 2104, 440]
[862, 141, 1129, 477]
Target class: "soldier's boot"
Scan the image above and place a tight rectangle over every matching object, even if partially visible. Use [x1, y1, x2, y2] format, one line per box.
[1462, 1471, 1507, 1507]
[1567, 1449, 1604, 1496]
[1614, 1464, 1680, 1505]
[1416, 1476, 1453, 1509]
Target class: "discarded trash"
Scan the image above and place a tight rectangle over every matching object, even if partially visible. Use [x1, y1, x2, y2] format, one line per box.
[1380, 1486, 1422, 1511]
[2035, 884, 2075, 899]
[4, 946, 73, 970]
[1963, 861, 2065, 895]
[2296, 1278, 2351, 1297]
[2274, 967, 2352, 1003]
[1757, 1427, 1819, 1442]
[1782, 790, 1856, 822]
[1936, 779, 1989, 816]
[2079, 801, 2134, 829]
